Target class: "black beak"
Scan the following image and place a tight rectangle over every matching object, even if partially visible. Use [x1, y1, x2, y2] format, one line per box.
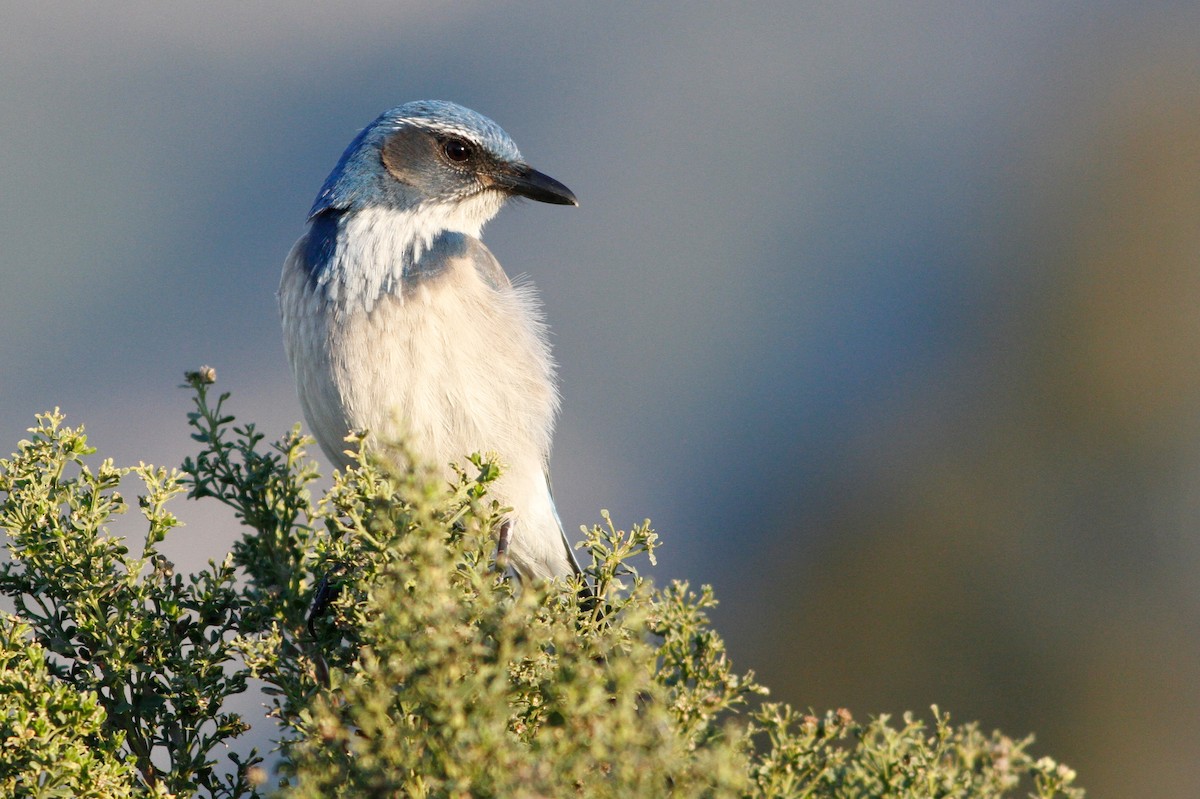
[493, 164, 578, 206]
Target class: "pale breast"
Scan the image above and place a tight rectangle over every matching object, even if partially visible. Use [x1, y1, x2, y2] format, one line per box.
[280, 229, 559, 474]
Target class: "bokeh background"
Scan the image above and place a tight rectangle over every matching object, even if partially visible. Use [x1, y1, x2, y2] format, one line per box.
[3, 3, 1198, 795]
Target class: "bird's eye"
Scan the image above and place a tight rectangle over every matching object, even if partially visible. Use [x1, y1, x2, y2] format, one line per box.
[442, 138, 472, 163]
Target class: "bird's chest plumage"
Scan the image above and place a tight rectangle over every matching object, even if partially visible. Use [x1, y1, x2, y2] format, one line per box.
[279, 220, 558, 472]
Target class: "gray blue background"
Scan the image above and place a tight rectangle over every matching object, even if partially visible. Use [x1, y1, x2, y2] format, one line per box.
[4, 4, 1199, 795]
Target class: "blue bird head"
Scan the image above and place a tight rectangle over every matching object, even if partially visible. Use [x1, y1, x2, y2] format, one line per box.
[309, 100, 576, 220]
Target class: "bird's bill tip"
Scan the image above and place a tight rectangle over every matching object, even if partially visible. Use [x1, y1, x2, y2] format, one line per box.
[494, 165, 578, 206]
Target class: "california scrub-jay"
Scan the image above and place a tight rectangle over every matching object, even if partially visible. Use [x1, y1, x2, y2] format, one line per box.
[279, 100, 580, 581]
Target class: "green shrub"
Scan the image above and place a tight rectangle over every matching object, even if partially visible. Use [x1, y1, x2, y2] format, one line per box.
[0, 370, 1084, 798]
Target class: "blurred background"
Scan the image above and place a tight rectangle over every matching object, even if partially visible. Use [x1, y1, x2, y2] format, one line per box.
[2, 3, 1198, 795]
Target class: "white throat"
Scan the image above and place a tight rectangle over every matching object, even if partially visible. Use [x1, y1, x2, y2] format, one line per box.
[314, 191, 507, 313]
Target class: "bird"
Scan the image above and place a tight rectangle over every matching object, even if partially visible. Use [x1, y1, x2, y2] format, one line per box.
[279, 100, 581, 582]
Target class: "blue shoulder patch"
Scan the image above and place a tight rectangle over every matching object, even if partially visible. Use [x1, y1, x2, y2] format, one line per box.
[303, 210, 342, 285]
